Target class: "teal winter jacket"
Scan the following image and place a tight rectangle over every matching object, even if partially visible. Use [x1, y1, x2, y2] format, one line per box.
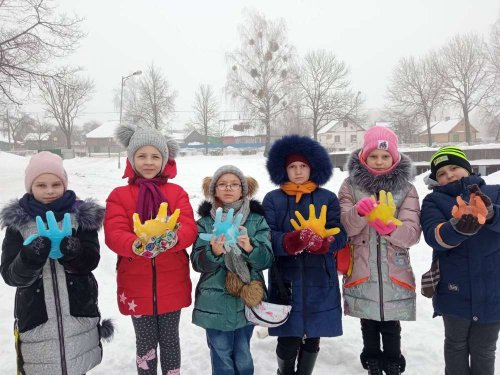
[191, 200, 273, 331]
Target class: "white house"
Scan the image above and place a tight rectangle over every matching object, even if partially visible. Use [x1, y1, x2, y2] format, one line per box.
[318, 120, 365, 151]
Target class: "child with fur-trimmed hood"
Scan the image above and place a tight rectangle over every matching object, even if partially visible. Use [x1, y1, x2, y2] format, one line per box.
[338, 126, 421, 374]
[262, 135, 347, 375]
[0, 151, 112, 375]
[191, 165, 273, 375]
[104, 124, 197, 374]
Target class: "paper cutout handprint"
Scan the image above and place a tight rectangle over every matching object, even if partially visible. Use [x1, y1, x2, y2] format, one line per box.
[199, 207, 243, 246]
[452, 193, 488, 224]
[133, 202, 180, 243]
[23, 211, 72, 259]
[366, 190, 402, 226]
[290, 204, 340, 238]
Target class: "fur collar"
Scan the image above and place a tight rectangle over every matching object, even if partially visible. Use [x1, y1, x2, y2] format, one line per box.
[0, 199, 105, 232]
[347, 149, 415, 194]
[197, 199, 265, 218]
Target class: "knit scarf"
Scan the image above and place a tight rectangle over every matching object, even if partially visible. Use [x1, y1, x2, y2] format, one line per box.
[280, 180, 318, 203]
[19, 190, 77, 222]
[134, 177, 168, 221]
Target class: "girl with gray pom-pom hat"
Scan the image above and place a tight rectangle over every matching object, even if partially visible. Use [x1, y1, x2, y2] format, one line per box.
[104, 124, 197, 374]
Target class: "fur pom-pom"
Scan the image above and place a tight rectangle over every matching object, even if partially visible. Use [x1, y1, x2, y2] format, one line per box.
[99, 318, 115, 343]
[240, 280, 265, 307]
[246, 177, 259, 198]
[115, 124, 136, 148]
[225, 272, 244, 297]
[202, 177, 212, 199]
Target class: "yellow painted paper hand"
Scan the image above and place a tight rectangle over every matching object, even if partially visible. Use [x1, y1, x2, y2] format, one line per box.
[290, 204, 341, 238]
[133, 202, 181, 243]
[366, 190, 402, 226]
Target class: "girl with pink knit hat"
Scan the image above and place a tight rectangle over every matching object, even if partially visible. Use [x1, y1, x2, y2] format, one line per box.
[338, 126, 421, 374]
[0, 151, 112, 375]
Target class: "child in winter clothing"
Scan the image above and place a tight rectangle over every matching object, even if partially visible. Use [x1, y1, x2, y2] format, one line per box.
[420, 146, 500, 375]
[0, 151, 111, 375]
[338, 126, 421, 375]
[104, 125, 197, 375]
[191, 165, 273, 375]
[262, 135, 347, 375]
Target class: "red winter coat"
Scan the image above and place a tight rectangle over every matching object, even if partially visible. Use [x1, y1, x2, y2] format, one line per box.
[104, 160, 196, 316]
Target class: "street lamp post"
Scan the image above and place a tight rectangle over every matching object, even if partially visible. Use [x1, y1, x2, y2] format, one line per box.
[118, 70, 142, 168]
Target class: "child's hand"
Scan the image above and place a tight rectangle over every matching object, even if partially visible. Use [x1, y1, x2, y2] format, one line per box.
[59, 236, 81, 262]
[210, 234, 226, 256]
[468, 184, 493, 220]
[356, 197, 377, 217]
[132, 230, 178, 258]
[22, 236, 51, 266]
[451, 195, 488, 224]
[237, 226, 253, 253]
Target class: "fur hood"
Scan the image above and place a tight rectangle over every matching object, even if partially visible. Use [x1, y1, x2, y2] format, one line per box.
[346, 149, 415, 194]
[0, 199, 105, 232]
[266, 135, 333, 186]
[197, 199, 265, 218]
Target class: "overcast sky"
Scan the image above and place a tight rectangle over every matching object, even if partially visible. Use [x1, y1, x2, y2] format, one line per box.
[53, 0, 500, 128]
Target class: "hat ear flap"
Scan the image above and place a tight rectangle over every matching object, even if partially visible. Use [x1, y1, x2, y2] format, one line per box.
[246, 177, 258, 198]
[115, 124, 136, 147]
[166, 138, 179, 160]
[202, 177, 212, 198]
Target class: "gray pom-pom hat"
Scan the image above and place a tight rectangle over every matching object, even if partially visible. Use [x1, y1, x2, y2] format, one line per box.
[115, 124, 179, 173]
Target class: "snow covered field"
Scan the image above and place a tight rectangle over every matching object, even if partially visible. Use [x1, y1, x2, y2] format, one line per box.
[1, 151, 499, 374]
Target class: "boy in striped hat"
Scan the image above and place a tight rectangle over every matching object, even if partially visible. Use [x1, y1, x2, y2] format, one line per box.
[421, 146, 500, 375]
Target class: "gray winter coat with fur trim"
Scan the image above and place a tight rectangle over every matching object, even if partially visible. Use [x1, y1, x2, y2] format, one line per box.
[338, 151, 421, 321]
[0, 198, 104, 375]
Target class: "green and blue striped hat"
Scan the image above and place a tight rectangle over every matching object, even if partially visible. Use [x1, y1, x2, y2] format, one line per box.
[430, 146, 472, 180]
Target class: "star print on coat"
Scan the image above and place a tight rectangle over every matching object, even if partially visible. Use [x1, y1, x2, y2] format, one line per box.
[119, 292, 127, 304]
[128, 300, 137, 311]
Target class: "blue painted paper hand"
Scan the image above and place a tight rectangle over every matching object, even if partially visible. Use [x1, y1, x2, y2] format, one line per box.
[199, 208, 243, 247]
[23, 211, 72, 259]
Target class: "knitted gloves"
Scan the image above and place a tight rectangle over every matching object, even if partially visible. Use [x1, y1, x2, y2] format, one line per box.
[132, 230, 178, 258]
[283, 228, 334, 255]
[468, 184, 493, 220]
[356, 191, 401, 236]
[21, 236, 51, 266]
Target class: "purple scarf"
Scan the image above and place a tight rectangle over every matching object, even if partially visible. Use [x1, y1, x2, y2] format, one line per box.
[134, 177, 168, 221]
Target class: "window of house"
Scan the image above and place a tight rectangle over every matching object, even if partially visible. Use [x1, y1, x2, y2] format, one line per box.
[350, 134, 357, 142]
[334, 135, 341, 142]
[326, 134, 332, 140]
[452, 134, 459, 142]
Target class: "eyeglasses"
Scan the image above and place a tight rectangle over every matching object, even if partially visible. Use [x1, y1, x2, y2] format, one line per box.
[216, 183, 242, 191]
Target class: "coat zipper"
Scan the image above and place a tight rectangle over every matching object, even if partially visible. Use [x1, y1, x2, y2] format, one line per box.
[376, 235, 384, 321]
[152, 258, 158, 316]
[50, 260, 67, 375]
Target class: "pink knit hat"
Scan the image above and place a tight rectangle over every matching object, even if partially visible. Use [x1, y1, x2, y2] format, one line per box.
[25, 151, 68, 192]
[361, 126, 399, 162]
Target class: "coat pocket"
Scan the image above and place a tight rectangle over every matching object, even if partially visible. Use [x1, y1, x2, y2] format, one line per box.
[387, 246, 415, 291]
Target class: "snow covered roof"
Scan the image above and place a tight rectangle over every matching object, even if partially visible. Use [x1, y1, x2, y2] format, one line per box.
[24, 133, 50, 141]
[418, 118, 474, 135]
[85, 121, 120, 139]
[318, 121, 365, 134]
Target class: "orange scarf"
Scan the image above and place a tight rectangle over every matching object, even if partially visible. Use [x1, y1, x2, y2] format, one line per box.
[280, 180, 318, 203]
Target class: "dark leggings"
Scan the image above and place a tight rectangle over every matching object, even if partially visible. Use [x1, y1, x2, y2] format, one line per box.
[276, 336, 320, 360]
[131, 310, 181, 375]
[361, 318, 401, 359]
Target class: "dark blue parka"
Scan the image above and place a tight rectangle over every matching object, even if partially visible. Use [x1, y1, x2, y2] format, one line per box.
[262, 135, 347, 338]
[421, 175, 500, 323]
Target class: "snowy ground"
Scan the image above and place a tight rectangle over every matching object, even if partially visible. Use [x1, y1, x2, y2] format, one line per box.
[0, 151, 499, 374]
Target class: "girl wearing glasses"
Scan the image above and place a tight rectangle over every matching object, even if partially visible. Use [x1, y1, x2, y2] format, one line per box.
[191, 165, 273, 375]
[263, 135, 347, 375]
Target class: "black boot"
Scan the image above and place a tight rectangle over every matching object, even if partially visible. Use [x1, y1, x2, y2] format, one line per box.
[277, 355, 296, 375]
[360, 352, 383, 375]
[296, 349, 319, 375]
[383, 354, 406, 375]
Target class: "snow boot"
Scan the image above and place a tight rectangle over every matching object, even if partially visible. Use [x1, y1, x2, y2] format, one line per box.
[383, 354, 406, 375]
[360, 352, 383, 375]
[296, 349, 319, 375]
[277, 355, 296, 375]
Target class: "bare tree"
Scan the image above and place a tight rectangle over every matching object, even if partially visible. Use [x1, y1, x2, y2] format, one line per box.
[226, 10, 295, 154]
[0, 0, 85, 105]
[38, 68, 94, 148]
[297, 50, 359, 140]
[386, 55, 444, 146]
[434, 33, 496, 144]
[1, 107, 34, 147]
[124, 63, 176, 130]
[383, 108, 420, 144]
[31, 116, 53, 148]
[190, 84, 219, 155]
